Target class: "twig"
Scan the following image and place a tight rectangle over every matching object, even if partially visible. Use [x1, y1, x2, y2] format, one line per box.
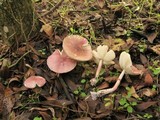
[59, 75, 74, 102]
[41, 0, 65, 17]
[9, 50, 31, 68]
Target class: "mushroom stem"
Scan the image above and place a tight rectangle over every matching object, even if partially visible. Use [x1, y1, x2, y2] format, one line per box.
[90, 59, 103, 86]
[95, 59, 103, 78]
[90, 69, 125, 100]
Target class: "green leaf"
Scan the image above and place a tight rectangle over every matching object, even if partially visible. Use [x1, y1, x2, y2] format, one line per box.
[127, 106, 133, 113]
[124, 103, 129, 108]
[131, 101, 137, 106]
[119, 98, 127, 105]
[105, 102, 112, 107]
[33, 117, 42, 120]
[73, 90, 79, 95]
[81, 79, 86, 84]
[80, 92, 87, 97]
[153, 68, 160, 75]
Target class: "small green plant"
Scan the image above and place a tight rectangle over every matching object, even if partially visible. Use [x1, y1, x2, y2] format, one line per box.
[73, 87, 87, 98]
[33, 116, 42, 120]
[80, 79, 87, 84]
[152, 85, 157, 91]
[143, 113, 153, 119]
[104, 94, 115, 108]
[149, 60, 160, 76]
[118, 87, 138, 113]
[138, 44, 147, 53]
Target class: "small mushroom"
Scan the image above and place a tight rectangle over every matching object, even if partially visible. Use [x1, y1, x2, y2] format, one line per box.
[62, 35, 92, 61]
[90, 45, 115, 86]
[24, 76, 46, 89]
[90, 51, 143, 100]
[47, 49, 77, 73]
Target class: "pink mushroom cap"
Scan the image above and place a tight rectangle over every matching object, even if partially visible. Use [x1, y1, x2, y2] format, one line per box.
[24, 76, 46, 89]
[47, 49, 77, 73]
[62, 35, 93, 61]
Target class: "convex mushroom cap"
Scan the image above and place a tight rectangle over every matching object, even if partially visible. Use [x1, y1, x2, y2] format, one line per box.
[119, 51, 142, 75]
[92, 45, 115, 65]
[24, 76, 46, 89]
[47, 49, 77, 73]
[63, 35, 92, 61]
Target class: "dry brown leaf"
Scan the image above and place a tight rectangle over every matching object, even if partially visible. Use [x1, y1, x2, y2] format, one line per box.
[39, 111, 52, 120]
[97, 0, 105, 8]
[146, 32, 158, 43]
[141, 88, 157, 97]
[104, 76, 118, 83]
[129, 86, 140, 98]
[97, 82, 109, 90]
[144, 73, 153, 85]
[140, 54, 148, 65]
[74, 117, 92, 120]
[0, 83, 4, 113]
[41, 24, 53, 37]
[151, 44, 160, 55]
[136, 101, 157, 111]
[3, 88, 16, 120]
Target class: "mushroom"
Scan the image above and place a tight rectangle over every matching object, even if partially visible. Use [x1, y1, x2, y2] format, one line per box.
[62, 35, 92, 61]
[47, 49, 78, 102]
[90, 51, 143, 100]
[47, 49, 77, 73]
[90, 45, 115, 86]
[24, 76, 46, 89]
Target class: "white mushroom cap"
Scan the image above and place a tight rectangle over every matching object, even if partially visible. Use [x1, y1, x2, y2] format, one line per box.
[24, 76, 46, 89]
[47, 49, 77, 73]
[62, 35, 93, 61]
[92, 45, 115, 65]
[119, 51, 142, 75]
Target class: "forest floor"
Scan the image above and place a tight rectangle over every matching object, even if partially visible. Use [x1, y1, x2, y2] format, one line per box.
[0, 0, 160, 120]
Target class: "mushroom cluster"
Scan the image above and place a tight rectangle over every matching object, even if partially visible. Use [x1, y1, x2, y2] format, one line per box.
[90, 51, 143, 100]
[47, 35, 93, 74]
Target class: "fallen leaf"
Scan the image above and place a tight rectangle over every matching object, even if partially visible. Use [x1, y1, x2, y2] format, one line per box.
[146, 32, 158, 43]
[140, 54, 148, 65]
[0, 83, 4, 113]
[74, 117, 92, 120]
[97, 82, 109, 90]
[41, 24, 53, 37]
[97, 0, 105, 8]
[144, 72, 153, 85]
[136, 101, 157, 111]
[144, 23, 158, 43]
[141, 88, 157, 97]
[151, 44, 160, 55]
[39, 111, 52, 120]
[3, 88, 16, 120]
[129, 86, 140, 99]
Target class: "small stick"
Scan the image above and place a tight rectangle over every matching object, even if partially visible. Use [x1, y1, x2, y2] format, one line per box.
[41, 0, 64, 17]
[90, 70, 125, 100]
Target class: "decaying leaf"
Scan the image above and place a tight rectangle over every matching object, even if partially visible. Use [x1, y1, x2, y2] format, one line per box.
[136, 101, 157, 111]
[144, 72, 153, 85]
[97, 0, 105, 8]
[144, 24, 158, 43]
[3, 88, 16, 120]
[141, 88, 157, 97]
[129, 86, 140, 99]
[0, 83, 4, 113]
[97, 82, 109, 90]
[41, 24, 53, 37]
[151, 44, 160, 55]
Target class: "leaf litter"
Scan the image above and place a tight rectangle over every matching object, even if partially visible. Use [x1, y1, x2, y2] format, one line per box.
[0, 0, 160, 119]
